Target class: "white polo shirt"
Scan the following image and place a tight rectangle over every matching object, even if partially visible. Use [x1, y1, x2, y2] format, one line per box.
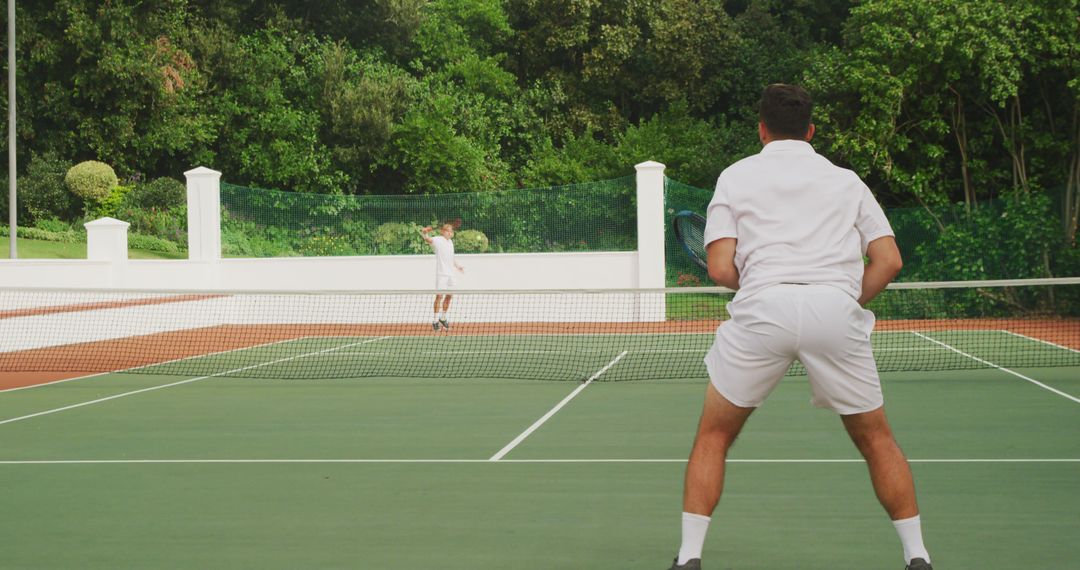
[431, 235, 456, 276]
[703, 139, 894, 301]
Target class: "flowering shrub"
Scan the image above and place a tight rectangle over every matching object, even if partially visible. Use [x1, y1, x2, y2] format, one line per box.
[676, 273, 702, 287]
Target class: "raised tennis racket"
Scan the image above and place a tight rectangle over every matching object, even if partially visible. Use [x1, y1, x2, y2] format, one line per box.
[672, 210, 708, 271]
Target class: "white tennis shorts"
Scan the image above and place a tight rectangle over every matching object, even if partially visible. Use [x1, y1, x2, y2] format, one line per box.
[435, 274, 457, 291]
[704, 284, 883, 415]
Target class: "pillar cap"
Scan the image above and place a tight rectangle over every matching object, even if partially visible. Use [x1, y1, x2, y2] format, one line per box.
[184, 166, 222, 178]
[84, 217, 130, 228]
[634, 160, 666, 172]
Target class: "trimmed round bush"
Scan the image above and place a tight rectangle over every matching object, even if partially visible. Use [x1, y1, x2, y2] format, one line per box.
[454, 229, 489, 253]
[65, 161, 118, 201]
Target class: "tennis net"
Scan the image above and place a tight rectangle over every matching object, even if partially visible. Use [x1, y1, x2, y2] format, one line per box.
[1, 279, 1077, 382]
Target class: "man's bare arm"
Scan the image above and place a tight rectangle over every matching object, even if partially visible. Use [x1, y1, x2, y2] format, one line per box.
[706, 238, 740, 290]
[859, 236, 903, 306]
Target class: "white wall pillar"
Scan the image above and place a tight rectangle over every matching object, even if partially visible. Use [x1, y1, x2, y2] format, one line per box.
[635, 160, 667, 321]
[84, 217, 130, 263]
[635, 160, 666, 288]
[184, 166, 222, 262]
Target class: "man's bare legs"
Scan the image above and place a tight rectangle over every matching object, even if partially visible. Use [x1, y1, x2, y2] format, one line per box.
[675, 391, 929, 567]
[434, 294, 453, 329]
[841, 407, 917, 519]
[842, 407, 930, 565]
[683, 384, 755, 515]
[673, 384, 754, 566]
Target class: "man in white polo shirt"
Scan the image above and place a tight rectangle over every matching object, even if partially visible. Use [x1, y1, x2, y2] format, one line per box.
[420, 223, 464, 330]
[668, 85, 932, 570]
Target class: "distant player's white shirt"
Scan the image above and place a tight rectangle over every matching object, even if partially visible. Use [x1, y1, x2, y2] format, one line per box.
[431, 235, 456, 277]
[703, 139, 894, 301]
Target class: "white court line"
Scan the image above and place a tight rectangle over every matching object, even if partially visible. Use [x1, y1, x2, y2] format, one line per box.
[874, 347, 949, 352]
[0, 457, 1076, 465]
[1001, 329, 1080, 356]
[296, 332, 717, 338]
[911, 332, 1080, 404]
[0, 336, 391, 426]
[318, 349, 708, 357]
[0, 336, 339, 393]
[488, 351, 628, 462]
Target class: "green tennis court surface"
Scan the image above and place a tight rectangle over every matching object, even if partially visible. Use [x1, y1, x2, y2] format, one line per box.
[2, 331, 1078, 570]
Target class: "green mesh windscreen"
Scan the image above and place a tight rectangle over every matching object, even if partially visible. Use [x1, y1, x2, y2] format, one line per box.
[220, 178, 636, 257]
[661, 177, 1074, 284]
[663, 178, 713, 286]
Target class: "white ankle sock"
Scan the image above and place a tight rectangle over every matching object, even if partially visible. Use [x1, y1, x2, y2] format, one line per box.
[892, 515, 930, 564]
[677, 512, 711, 565]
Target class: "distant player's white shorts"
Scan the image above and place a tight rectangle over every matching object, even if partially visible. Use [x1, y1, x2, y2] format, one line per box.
[704, 284, 883, 415]
[435, 274, 457, 291]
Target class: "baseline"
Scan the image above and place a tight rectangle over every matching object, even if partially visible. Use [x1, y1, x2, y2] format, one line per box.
[1, 458, 1077, 465]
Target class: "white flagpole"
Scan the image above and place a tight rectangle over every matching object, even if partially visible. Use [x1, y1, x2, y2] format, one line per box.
[7, 0, 15, 259]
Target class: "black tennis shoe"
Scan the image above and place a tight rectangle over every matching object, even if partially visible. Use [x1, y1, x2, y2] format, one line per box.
[440, 318, 450, 331]
[668, 558, 701, 570]
[906, 558, 932, 570]
[432, 320, 440, 331]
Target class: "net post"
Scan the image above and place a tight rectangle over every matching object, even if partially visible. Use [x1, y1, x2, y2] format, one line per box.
[184, 167, 222, 262]
[635, 161, 666, 321]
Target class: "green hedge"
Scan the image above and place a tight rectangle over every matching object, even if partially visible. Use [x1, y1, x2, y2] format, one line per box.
[0, 224, 81, 243]
[127, 233, 182, 253]
[0, 224, 182, 254]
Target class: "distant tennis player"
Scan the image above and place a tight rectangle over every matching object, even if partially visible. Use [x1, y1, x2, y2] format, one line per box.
[420, 223, 464, 331]
[667, 84, 932, 570]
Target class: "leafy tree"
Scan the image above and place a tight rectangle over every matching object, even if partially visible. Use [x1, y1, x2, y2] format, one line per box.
[507, 0, 744, 130]
[615, 101, 756, 186]
[412, 0, 513, 66]
[382, 90, 512, 193]
[317, 43, 418, 193]
[11, 0, 214, 178]
[519, 130, 621, 187]
[17, 152, 79, 224]
[188, 0, 426, 61]
[805, 0, 1079, 274]
[188, 23, 348, 193]
[808, 0, 1077, 202]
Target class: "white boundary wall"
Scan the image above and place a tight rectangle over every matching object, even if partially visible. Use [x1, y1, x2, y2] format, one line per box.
[0, 162, 669, 317]
[0, 252, 639, 291]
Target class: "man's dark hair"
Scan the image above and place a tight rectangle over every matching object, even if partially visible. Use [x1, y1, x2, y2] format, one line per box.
[758, 84, 813, 139]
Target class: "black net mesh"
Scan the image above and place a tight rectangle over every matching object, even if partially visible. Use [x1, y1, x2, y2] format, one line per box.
[2, 282, 1077, 382]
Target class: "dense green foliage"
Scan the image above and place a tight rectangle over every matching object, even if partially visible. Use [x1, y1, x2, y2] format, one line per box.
[220, 177, 635, 256]
[17, 152, 79, 223]
[1, 0, 1077, 279]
